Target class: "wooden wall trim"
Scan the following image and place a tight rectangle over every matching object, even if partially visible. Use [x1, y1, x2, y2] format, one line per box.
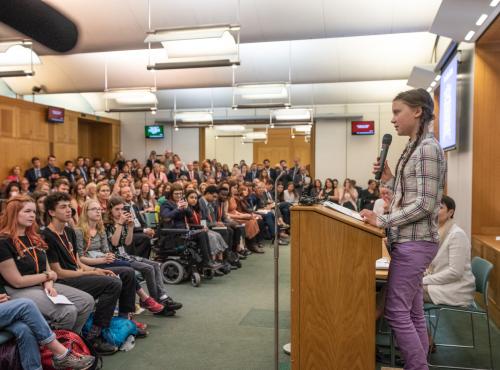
[199, 128, 206, 162]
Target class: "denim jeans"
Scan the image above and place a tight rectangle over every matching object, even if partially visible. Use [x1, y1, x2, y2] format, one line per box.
[0, 298, 56, 370]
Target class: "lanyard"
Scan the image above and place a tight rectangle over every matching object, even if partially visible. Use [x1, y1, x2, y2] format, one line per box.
[17, 236, 40, 273]
[49, 226, 78, 266]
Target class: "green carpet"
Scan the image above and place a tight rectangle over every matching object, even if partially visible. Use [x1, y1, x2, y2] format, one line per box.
[104, 241, 291, 370]
[103, 240, 499, 370]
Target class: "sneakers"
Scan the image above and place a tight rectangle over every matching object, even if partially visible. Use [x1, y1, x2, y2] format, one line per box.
[161, 296, 183, 311]
[90, 337, 118, 356]
[206, 261, 223, 269]
[154, 307, 176, 317]
[53, 350, 95, 370]
[131, 320, 149, 338]
[140, 297, 165, 313]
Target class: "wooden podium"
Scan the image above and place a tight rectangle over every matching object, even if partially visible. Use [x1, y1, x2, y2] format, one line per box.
[290, 205, 385, 370]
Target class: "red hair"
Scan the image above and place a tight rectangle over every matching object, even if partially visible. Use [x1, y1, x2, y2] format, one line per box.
[0, 195, 47, 256]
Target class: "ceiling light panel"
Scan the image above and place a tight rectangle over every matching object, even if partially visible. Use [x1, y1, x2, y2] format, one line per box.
[0, 43, 41, 66]
[235, 84, 289, 100]
[175, 111, 213, 122]
[273, 108, 311, 121]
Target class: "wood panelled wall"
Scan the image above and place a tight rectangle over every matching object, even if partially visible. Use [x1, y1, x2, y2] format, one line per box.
[253, 128, 313, 176]
[472, 19, 500, 235]
[0, 95, 120, 180]
[471, 17, 500, 327]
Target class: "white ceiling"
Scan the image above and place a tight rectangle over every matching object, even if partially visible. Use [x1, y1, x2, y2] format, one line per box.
[0, 0, 442, 54]
[3, 0, 494, 113]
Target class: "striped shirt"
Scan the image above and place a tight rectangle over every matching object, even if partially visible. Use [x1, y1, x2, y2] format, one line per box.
[376, 132, 447, 245]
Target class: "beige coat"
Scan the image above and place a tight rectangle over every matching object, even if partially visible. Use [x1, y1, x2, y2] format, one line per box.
[423, 223, 476, 307]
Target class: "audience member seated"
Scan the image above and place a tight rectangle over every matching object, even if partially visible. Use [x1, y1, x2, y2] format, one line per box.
[41, 155, 61, 183]
[373, 186, 392, 216]
[160, 184, 220, 269]
[42, 192, 134, 355]
[310, 179, 322, 199]
[25, 157, 44, 192]
[102, 197, 182, 314]
[0, 296, 95, 370]
[60, 160, 77, 185]
[319, 178, 339, 203]
[423, 195, 476, 307]
[338, 178, 358, 211]
[118, 186, 155, 258]
[283, 182, 299, 204]
[359, 179, 380, 211]
[0, 196, 94, 334]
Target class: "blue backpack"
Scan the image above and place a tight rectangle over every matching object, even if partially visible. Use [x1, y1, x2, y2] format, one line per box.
[83, 315, 138, 347]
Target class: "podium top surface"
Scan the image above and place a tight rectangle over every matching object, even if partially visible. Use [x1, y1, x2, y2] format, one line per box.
[291, 204, 385, 238]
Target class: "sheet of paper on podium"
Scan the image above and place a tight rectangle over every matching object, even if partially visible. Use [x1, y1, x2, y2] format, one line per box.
[323, 201, 363, 221]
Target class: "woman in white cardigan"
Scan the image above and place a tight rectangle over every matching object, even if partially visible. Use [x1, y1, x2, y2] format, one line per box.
[423, 195, 476, 307]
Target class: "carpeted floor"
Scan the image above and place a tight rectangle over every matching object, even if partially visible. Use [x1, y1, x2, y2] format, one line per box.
[103, 241, 500, 370]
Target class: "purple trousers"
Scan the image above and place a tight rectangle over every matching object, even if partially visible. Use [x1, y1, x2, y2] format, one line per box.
[384, 240, 438, 370]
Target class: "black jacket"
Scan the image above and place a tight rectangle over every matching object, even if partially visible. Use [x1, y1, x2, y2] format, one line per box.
[160, 200, 192, 229]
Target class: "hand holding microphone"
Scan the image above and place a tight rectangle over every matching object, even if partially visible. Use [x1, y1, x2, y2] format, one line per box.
[374, 134, 394, 183]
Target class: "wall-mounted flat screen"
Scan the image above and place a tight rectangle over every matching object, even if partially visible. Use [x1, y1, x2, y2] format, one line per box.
[145, 125, 164, 139]
[351, 121, 375, 135]
[439, 54, 458, 151]
[47, 107, 65, 123]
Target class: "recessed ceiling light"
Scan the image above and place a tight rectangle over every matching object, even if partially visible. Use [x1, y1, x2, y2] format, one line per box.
[476, 14, 489, 26]
[464, 30, 475, 41]
[490, 0, 500, 7]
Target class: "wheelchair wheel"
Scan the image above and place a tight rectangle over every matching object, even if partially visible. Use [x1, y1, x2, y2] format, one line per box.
[191, 272, 201, 287]
[161, 260, 185, 285]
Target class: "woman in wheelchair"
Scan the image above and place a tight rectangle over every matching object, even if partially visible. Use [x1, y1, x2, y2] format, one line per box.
[159, 184, 222, 270]
[75, 198, 182, 316]
[184, 189, 231, 272]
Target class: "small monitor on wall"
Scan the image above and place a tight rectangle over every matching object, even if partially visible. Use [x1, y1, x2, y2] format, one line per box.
[47, 107, 65, 123]
[351, 121, 375, 135]
[439, 54, 458, 151]
[145, 125, 164, 139]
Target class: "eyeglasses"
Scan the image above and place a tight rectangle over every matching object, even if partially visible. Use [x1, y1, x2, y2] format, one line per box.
[88, 207, 102, 212]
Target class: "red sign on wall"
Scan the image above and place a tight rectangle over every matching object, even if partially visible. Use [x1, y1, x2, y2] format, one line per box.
[351, 121, 375, 135]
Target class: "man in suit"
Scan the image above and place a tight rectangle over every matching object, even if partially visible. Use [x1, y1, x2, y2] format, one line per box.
[24, 156, 44, 191]
[41, 155, 61, 183]
[293, 166, 311, 196]
[76, 156, 89, 183]
[119, 186, 155, 258]
[198, 186, 218, 227]
[186, 162, 201, 183]
[263, 159, 275, 181]
[244, 163, 260, 182]
[60, 160, 77, 184]
[288, 157, 301, 184]
[167, 161, 188, 183]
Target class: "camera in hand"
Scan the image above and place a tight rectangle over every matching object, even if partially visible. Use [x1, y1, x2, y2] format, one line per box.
[123, 205, 131, 213]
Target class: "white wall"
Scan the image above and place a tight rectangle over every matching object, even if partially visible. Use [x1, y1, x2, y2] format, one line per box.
[205, 127, 253, 165]
[119, 112, 199, 164]
[23, 93, 94, 114]
[0, 80, 15, 98]
[315, 103, 408, 187]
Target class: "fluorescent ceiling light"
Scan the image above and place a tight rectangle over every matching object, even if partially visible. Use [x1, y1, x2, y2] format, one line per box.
[216, 125, 246, 132]
[293, 125, 312, 133]
[274, 108, 311, 121]
[145, 26, 239, 60]
[175, 111, 213, 122]
[490, 0, 500, 7]
[104, 89, 157, 105]
[426, 87, 432, 92]
[430, 81, 437, 87]
[464, 30, 475, 41]
[235, 84, 288, 100]
[434, 75, 441, 81]
[476, 14, 489, 26]
[245, 132, 267, 139]
[0, 44, 41, 66]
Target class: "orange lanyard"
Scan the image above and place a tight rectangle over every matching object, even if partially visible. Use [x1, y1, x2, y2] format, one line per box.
[49, 227, 78, 266]
[17, 236, 40, 273]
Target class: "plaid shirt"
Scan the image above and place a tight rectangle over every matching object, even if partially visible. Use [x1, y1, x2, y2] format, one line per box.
[377, 133, 447, 245]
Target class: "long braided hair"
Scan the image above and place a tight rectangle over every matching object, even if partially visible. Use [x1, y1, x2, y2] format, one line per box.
[392, 88, 435, 206]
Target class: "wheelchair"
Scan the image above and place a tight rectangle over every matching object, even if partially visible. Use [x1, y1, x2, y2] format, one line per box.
[153, 227, 217, 287]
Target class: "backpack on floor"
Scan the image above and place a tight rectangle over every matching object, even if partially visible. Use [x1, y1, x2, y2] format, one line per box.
[40, 329, 102, 370]
[83, 314, 138, 347]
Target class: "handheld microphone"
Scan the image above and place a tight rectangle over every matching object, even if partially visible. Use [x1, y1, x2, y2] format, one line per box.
[375, 134, 393, 180]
